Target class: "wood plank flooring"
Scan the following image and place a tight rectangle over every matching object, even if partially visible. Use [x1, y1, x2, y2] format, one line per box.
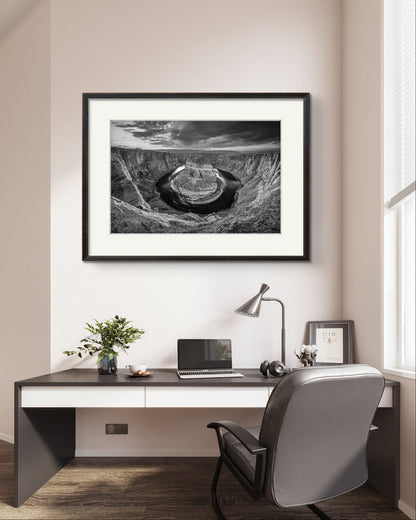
[0, 440, 409, 520]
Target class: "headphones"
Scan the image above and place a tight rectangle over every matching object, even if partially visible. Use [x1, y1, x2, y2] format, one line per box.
[260, 360, 291, 378]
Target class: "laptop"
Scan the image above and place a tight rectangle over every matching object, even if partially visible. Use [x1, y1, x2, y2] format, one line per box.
[177, 339, 244, 379]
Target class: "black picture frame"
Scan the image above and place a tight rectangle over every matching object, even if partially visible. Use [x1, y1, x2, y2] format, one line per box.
[82, 93, 310, 261]
[307, 320, 354, 366]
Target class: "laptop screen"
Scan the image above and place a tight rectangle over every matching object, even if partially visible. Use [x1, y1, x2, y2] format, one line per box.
[177, 339, 232, 370]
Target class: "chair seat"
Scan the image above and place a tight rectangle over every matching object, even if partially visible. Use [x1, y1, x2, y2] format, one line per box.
[224, 426, 260, 484]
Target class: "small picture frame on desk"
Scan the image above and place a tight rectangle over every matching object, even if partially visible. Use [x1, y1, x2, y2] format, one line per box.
[307, 320, 354, 365]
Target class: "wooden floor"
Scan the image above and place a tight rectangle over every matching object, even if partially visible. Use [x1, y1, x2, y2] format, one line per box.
[0, 440, 409, 520]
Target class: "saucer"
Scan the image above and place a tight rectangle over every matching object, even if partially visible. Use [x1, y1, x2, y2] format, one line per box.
[127, 371, 153, 378]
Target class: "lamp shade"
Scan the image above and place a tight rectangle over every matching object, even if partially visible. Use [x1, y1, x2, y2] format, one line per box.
[235, 283, 270, 317]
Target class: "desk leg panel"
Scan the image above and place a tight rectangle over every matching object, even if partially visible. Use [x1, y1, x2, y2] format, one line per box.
[14, 385, 75, 507]
[367, 386, 400, 506]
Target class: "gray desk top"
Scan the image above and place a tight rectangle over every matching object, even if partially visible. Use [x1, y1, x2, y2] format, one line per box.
[15, 368, 278, 387]
[15, 368, 400, 388]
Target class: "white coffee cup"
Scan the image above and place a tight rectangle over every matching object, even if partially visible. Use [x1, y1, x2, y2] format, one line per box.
[125, 363, 147, 374]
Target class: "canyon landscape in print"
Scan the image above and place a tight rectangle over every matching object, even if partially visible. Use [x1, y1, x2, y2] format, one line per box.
[110, 120, 281, 234]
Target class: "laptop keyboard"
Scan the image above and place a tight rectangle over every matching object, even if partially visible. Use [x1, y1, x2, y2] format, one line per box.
[178, 369, 244, 379]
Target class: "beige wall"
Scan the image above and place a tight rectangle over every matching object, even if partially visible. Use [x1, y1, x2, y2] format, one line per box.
[341, 0, 415, 516]
[0, 0, 50, 441]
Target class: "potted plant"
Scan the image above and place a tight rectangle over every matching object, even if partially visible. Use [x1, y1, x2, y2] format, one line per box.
[63, 315, 144, 374]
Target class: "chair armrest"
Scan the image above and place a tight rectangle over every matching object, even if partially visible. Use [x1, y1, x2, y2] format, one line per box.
[208, 420, 267, 498]
[207, 420, 266, 454]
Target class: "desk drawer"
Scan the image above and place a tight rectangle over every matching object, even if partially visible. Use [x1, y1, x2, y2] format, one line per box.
[21, 386, 145, 408]
[145, 386, 269, 408]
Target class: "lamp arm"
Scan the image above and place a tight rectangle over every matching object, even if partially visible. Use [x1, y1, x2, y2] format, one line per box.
[261, 297, 286, 365]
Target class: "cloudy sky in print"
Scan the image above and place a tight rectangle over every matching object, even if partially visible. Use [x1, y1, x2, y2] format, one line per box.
[111, 120, 280, 152]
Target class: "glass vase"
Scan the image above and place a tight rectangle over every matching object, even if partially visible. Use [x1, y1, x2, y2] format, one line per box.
[98, 356, 117, 375]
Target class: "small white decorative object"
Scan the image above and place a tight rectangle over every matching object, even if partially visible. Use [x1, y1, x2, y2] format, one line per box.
[294, 344, 318, 367]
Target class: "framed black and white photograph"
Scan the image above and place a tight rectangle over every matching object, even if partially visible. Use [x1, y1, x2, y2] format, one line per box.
[82, 93, 310, 260]
[307, 320, 354, 365]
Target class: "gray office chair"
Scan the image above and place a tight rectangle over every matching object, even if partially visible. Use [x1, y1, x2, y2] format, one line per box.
[208, 364, 384, 520]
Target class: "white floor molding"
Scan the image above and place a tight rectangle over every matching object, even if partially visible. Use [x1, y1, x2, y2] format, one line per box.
[399, 500, 416, 520]
[75, 448, 218, 457]
[0, 432, 14, 444]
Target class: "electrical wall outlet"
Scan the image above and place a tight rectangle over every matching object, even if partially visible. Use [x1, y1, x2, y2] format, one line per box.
[105, 423, 128, 434]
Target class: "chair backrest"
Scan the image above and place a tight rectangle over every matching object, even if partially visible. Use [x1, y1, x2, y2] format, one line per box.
[259, 364, 384, 507]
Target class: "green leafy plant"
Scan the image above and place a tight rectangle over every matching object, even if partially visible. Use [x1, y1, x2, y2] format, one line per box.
[63, 315, 144, 363]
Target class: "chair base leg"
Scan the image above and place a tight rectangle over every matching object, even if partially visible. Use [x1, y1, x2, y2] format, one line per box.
[307, 503, 334, 520]
[211, 457, 226, 520]
[211, 460, 334, 520]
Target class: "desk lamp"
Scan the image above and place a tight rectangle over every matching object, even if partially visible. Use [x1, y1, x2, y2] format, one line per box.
[235, 283, 286, 364]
